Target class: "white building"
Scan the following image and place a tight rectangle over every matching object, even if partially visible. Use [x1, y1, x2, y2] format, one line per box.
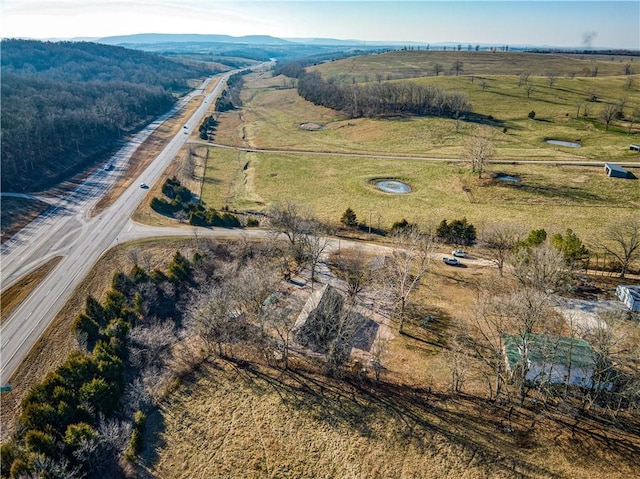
[616, 285, 640, 312]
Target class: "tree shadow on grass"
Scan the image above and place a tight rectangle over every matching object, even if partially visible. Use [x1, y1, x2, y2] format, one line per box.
[141, 355, 640, 478]
[230, 360, 601, 479]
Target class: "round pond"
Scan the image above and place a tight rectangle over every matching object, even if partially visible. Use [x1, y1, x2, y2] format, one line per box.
[375, 180, 412, 194]
[546, 139, 581, 148]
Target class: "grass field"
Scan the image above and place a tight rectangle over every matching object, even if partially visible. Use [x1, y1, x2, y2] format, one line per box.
[312, 50, 640, 82]
[200, 148, 638, 241]
[199, 50, 640, 243]
[214, 53, 640, 164]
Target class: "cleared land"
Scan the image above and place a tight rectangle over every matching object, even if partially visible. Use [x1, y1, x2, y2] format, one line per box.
[196, 51, 640, 243]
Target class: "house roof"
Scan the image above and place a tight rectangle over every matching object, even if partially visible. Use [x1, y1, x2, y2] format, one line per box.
[604, 163, 628, 175]
[504, 333, 598, 370]
[617, 285, 640, 301]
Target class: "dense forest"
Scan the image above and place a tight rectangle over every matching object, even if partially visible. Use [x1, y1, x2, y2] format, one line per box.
[1, 40, 212, 193]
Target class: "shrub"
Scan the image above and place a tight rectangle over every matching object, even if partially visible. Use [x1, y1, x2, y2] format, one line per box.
[25, 430, 57, 457]
[528, 110, 536, 119]
[246, 217, 260, 227]
[436, 218, 476, 245]
[73, 314, 100, 344]
[341, 207, 358, 227]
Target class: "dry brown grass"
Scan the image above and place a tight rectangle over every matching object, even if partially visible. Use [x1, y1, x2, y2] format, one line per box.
[0, 197, 50, 244]
[0, 256, 62, 323]
[144, 356, 640, 479]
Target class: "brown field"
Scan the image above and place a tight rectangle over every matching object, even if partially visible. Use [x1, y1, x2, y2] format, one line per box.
[144, 358, 640, 479]
[312, 50, 640, 82]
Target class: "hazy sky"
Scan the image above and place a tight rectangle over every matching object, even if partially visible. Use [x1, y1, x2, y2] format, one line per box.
[1, 1, 638, 48]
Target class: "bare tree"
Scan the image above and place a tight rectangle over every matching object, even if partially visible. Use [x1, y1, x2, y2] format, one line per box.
[599, 103, 620, 131]
[129, 320, 177, 369]
[441, 327, 469, 393]
[332, 248, 372, 300]
[449, 92, 471, 133]
[467, 293, 511, 400]
[370, 336, 389, 382]
[301, 223, 331, 288]
[264, 304, 299, 369]
[187, 286, 238, 357]
[517, 72, 530, 87]
[433, 63, 443, 76]
[506, 288, 555, 404]
[268, 199, 315, 250]
[464, 126, 495, 179]
[627, 107, 640, 134]
[451, 61, 464, 76]
[511, 244, 572, 293]
[524, 82, 534, 99]
[546, 72, 556, 87]
[384, 227, 434, 333]
[575, 100, 585, 119]
[231, 260, 280, 319]
[598, 217, 640, 278]
[482, 223, 522, 276]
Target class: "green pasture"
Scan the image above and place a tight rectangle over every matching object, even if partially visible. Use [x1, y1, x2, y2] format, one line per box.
[236, 66, 640, 162]
[204, 51, 640, 242]
[200, 147, 638, 241]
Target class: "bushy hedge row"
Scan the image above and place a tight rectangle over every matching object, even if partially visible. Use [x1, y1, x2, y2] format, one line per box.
[199, 115, 218, 140]
[150, 177, 241, 228]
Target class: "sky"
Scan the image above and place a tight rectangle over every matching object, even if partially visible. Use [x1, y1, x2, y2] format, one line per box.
[1, 0, 638, 49]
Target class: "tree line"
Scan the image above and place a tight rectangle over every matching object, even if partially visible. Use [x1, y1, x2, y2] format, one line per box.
[1, 39, 211, 193]
[295, 70, 471, 119]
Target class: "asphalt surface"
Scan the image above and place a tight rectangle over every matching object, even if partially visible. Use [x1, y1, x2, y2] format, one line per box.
[0, 73, 231, 386]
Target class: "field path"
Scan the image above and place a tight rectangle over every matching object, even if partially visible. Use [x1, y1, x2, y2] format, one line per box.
[190, 140, 640, 168]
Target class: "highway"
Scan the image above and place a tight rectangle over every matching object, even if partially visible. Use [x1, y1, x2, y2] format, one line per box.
[0, 73, 231, 386]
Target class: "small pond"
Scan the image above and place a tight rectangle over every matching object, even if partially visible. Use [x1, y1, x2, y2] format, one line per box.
[546, 139, 581, 148]
[375, 180, 412, 194]
[495, 174, 521, 183]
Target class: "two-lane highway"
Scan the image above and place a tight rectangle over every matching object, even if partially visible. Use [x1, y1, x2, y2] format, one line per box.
[1, 73, 232, 386]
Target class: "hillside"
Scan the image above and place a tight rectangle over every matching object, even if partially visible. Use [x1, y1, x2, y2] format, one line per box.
[0, 39, 212, 193]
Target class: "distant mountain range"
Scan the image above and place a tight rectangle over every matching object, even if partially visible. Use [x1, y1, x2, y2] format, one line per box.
[97, 33, 293, 45]
[6, 33, 633, 52]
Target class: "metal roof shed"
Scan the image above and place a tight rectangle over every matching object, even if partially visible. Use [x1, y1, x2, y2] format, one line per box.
[604, 163, 629, 178]
[503, 333, 612, 389]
